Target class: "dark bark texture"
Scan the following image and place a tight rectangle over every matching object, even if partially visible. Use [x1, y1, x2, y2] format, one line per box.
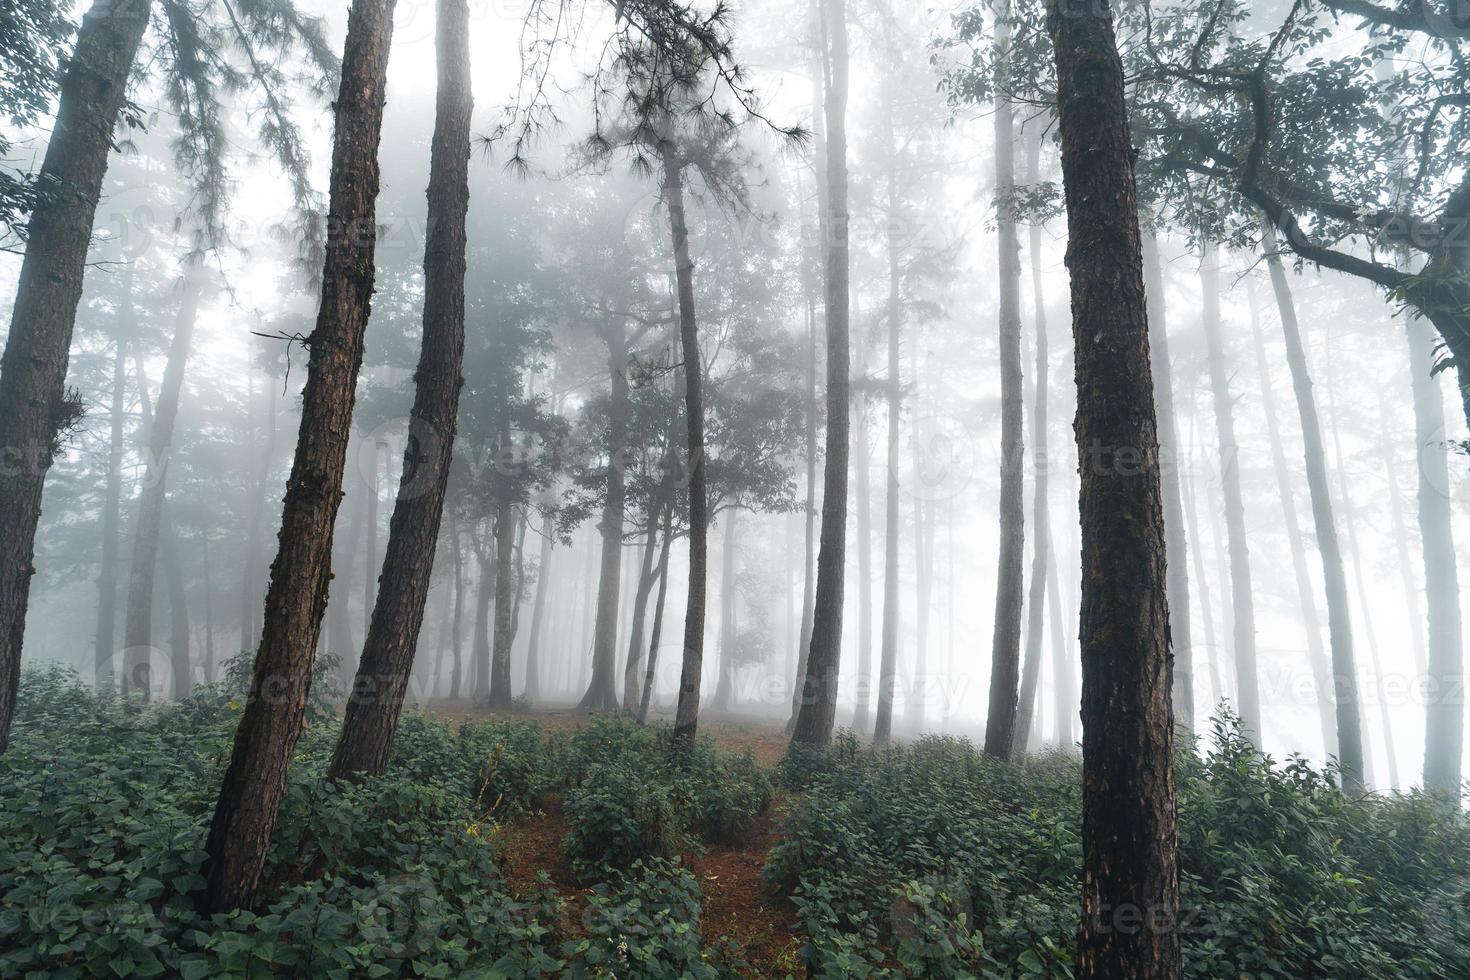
[202, 0, 397, 911]
[1045, 1, 1181, 976]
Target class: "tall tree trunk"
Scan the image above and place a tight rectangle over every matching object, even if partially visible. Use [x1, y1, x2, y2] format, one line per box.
[96, 331, 129, 691]
[1407, 313, 1464, 796]
[581, 329, 631, 712]
[639, 507, 675, 723]
[1375, 390, 1428, 681]
[1013, 127, 1051, 758]
[524, 521, 551, 704]
[622, 496, 664, 714]
[472, 534, 494, 701]
[161, 517, 192, 698]
[1045, 2, 1180, 975]
[713, 509, 738, 710]
[909, 441, 936, 733]
[1199, 242, 1261, 742]
[1181, 421, 1223, 706]
[202, 0, 398, 912]
[792, 0, 850, 748]
[362, 437, 382, 642]
[489, 499, 517, 709]
[201, 529, 217, 684]
[852, 310, 874, 733]
[1141, 232, 1195, 736]
[122, 265, 203, 698]
[665, 149, 710, 743]
[985, 0, 1026, 759]
[1246, 288, 1338, 760]
[1261, 225, 1364, 792]
[873, 108, 902, 747]
[448, 511, 466, 701]
[1045, 537, 1071, 745]
[0, 0, 153, 753]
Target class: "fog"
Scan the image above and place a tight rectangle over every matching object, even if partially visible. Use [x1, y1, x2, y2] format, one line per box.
[3, 0, 1464, 795]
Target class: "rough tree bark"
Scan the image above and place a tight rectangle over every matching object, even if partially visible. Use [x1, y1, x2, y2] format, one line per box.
[201, 0, 398, 912]
[122, 265, 204, 699]
[0, 0, 154, 754]
[1261, 225, 1364, 792]
[984, 0, 1026, 760]
[1199, 242, 1261, 742]
[666, 147, 710, 743]
[1044, 1, 1181, 975]
[791, 0, 850, 749]
[321, 0, 470, 767]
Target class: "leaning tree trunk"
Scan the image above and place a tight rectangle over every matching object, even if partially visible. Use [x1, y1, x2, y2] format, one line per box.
[1246, 289, 1338, 760]
[984, 0, 1026, 760]
[1012, 126, 1051, 759]
[873, 110, 902, 748]
[1199, 242, 1261, 743]
[122, 265, 203, 699]
[665, 149, 710, 744]
[488, 498, 518, 709]
[1141, 231, 1195, 736]
[0, 0, 153, 754]
[638, 507, 675, 723]
[96, 331, 129, 691]
[1407, 313, 1465, 796]
[1044, 1, 1181, 976]
[1261, 225, 1364, 793]
[201, 0, 398, 912]
[622, 493, 665, 714]
[324, 0, 470, 773]
[791, 0, 851, 749]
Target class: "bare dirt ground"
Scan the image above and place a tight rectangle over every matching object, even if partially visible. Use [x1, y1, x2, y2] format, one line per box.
[426, 704, 803, 977]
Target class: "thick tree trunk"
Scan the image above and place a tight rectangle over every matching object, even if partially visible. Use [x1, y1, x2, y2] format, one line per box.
[488, 499, 517, 709]
[638, 507, 675, 723]
[873, 125, 902, 747]
[1141, 232, 1194, 736]
[201, 0, 397, 912]
[666, 150, 710, 743]
[96, 332, 128, 691]
[0, 0, 153, 752]
[1199, 242, 1261, 742]
[1261, 226, 1364, 792]
[1246, 288, 1339, 760]
[1013, 128, 1051, 758]
[122, 266, 203, 698]
[985, 0, 1026, 759]
[1045, 2, 1181, 976]
[791, 0, 850, 748]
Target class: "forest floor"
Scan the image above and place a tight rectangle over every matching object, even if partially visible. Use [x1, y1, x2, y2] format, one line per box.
[427, 705, 804, 976]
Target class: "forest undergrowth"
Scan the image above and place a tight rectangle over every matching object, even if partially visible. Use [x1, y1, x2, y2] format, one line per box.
[3, 664, 1469, 978]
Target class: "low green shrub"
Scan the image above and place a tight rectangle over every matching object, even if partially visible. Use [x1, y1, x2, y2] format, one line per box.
[564, 761, 686, 880]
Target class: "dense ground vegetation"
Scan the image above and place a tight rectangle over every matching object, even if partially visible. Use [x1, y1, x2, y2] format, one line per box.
[4, 667, 1468, 977]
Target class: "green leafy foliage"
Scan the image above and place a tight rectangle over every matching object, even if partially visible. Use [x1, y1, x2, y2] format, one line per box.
[0, 668, 757, 977]
[769, 719, 1470, 978]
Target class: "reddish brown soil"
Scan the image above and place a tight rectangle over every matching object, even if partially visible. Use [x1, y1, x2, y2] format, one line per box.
[429, 705, 802, 977]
